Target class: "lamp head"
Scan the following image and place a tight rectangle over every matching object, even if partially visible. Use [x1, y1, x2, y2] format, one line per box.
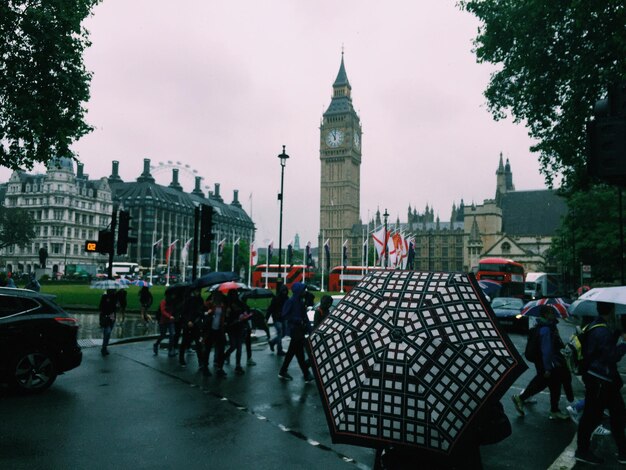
[278, 145, 289, 167]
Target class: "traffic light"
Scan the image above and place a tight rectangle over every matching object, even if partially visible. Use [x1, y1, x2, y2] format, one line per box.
[97, 230, 113, 254]
[117, 210, 137, 255]
[199, 205, 213, 254]
[588, 80, 626, 185]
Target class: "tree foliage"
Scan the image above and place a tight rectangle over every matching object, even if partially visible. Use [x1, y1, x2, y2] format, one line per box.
[0, 206, 36, 250]
[0, 0, 100, 171]
[548, 185, 621, 284]
[459, 1, 626, 189]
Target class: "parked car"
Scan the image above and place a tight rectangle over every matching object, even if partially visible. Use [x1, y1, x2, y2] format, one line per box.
[490, 297, 527, 332]
[0, 287, 82, 393]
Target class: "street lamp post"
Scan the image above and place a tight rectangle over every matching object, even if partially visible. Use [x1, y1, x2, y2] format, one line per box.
[383, 209, 389, 268]
[277, 145, 289, 290]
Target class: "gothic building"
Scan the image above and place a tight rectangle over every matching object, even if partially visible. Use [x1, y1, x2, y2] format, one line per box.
[319, 53, 362, 268]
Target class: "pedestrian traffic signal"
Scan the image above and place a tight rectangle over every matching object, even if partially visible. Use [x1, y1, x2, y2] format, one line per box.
[117, 210, 138, 255]
[97, 230, 113, 254]
[200, 205, 213, 254]
[587, 80, 626, 185]
[84, 240, 99, 252]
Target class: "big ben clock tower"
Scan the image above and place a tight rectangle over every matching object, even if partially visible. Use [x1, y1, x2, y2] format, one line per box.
[319, 53, 362, 269]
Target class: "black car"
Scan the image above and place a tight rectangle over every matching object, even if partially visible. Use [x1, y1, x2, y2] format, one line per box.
[490, 297, 528, 332]
[0, 287, 82, 392]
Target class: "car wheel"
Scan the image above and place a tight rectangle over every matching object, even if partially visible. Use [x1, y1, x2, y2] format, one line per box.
[11, 351, 58, 393]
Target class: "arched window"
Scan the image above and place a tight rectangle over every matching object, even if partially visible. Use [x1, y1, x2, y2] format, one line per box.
[501, 242, 511, 254]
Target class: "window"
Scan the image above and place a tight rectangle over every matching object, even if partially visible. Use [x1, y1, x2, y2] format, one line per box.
[501, 242, 511, 254]
[0, 296, 39, 317]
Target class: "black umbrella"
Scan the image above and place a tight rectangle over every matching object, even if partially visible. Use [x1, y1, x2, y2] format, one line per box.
[308, 270, 527, 456]
[165, 282, 191, 296]
[191, 271, 239, 289]
[241, 287, 275, 300]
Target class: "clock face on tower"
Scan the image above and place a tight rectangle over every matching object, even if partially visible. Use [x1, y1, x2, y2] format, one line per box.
[353, 132, 360, 149]
[326, 128, 345, 147]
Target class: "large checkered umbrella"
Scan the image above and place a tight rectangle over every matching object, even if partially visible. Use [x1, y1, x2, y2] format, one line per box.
[308, 271, 527, 456]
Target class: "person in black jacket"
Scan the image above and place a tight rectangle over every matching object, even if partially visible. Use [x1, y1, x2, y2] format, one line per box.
[178, 287, 208, 372]
[99, 289, 117, 356]
[278, 282, 313, 382]
[575, 302, 626, 465]
[267, 285, 289, 356]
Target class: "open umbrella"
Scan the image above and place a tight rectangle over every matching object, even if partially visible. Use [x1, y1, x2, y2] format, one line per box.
[478, 279, 501, 298]
[308, 270, 527, 456]
[241, 287, 275, 300]
[578, 286, 626, 305]
[132, 280, 152, 287]
[118, 278, 132, 286]
[192, 271, 239, 289]
[577, 285, 591, 296]
[569, 298, 626, 316]
[90, 279, 127, 290]
[520, 297, 570, 318]
[211, 281, 249, 294]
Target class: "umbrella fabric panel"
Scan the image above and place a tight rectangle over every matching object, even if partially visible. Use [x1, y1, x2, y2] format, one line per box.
[309, 271, 526, 455]
[578, 287, 626, 305]
[520, 297, 570, 318]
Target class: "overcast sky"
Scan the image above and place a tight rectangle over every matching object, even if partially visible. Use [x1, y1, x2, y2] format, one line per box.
[1, 0, 549, 246]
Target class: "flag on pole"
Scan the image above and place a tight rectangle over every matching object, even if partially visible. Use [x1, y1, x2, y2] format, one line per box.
[267, 241, 274, 262]
[153, 238, 163, 257]
[372, 227, 387, 261]
[181, 238, 193, 264]
[217, 239, 226, 259]
[407, 239, 415, 270]
[342, 239, 349, 268]
[387, 232, 397, 267]
[233, 238, 240, 263]
[324, 239, 330, 271]
[287, 240, 293, 266]
[250, 242, 258, 266]
[305, 241, 313, 267]
[165, 240, 178, 264]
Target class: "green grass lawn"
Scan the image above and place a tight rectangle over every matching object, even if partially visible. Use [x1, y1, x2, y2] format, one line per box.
[39, 284, 339, 312]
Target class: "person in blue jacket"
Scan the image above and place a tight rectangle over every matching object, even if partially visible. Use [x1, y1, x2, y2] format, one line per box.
[575, 301, 626, 466]
[278, 282, 313, 382]
[512, 304, 573, 419]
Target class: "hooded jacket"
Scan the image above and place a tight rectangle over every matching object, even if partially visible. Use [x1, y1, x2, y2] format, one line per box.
[584, 316, 626, 383]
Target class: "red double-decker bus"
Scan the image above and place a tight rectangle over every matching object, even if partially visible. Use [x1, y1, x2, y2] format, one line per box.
[327, 266, 390, 293]
[251, 264, 313, 290]
[475, 257, 525, 297]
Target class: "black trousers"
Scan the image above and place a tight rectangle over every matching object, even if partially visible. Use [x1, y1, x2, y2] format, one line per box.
[204, 329, 226, 369]
[179, 326, 205, 367]
[577, 374, 626, 454]
[520, 363, 573, 411]
[280, 326, 309, 377]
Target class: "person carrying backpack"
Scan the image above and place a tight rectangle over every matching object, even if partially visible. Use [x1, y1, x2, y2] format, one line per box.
[512, 304, 573, 419]
[278, 282, 313, 382]
[575, 301, 626, 466]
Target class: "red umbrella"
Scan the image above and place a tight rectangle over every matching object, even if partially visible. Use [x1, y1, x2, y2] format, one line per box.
[214, 281, 249, 294]
[577, 285, 591, 296]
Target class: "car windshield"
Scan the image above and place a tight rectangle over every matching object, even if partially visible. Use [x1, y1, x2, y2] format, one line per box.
[491, 298, 523, 309]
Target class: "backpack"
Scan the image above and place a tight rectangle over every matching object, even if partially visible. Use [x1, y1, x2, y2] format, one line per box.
[524, 326, 542, 363]
[562, 322, 607, 375]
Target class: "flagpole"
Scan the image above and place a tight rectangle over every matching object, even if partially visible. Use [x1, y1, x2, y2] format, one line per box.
[215, 230, 220, 272]
[149, 217, 156, 282]
[166, 240, 171, 287]
[303, 243, 306, 285]
[231, 231, 235, 272]
[248, 237, 253, 286]
[341, 230, 344, 294]
[321, 231, 325, 292]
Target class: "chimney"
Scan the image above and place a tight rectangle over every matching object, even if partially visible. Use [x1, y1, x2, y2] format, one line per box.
[192, 176, 205, 197]
[76, 163, 84, 179]
[212, 183, 223, 202]
[137, 158, 155, 184]
[108, 160, 123, 184]
[169, 168, 183, 191]
[231, 189, 242, 208]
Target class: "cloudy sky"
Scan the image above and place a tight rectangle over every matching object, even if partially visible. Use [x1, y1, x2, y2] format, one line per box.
[1, 0, 549, 246]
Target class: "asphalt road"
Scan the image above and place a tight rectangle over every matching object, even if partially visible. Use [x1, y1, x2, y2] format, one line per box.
[0, 323, 624, 469]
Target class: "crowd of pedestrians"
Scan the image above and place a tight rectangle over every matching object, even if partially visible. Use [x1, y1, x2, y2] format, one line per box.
[98, 280, 330, 382]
